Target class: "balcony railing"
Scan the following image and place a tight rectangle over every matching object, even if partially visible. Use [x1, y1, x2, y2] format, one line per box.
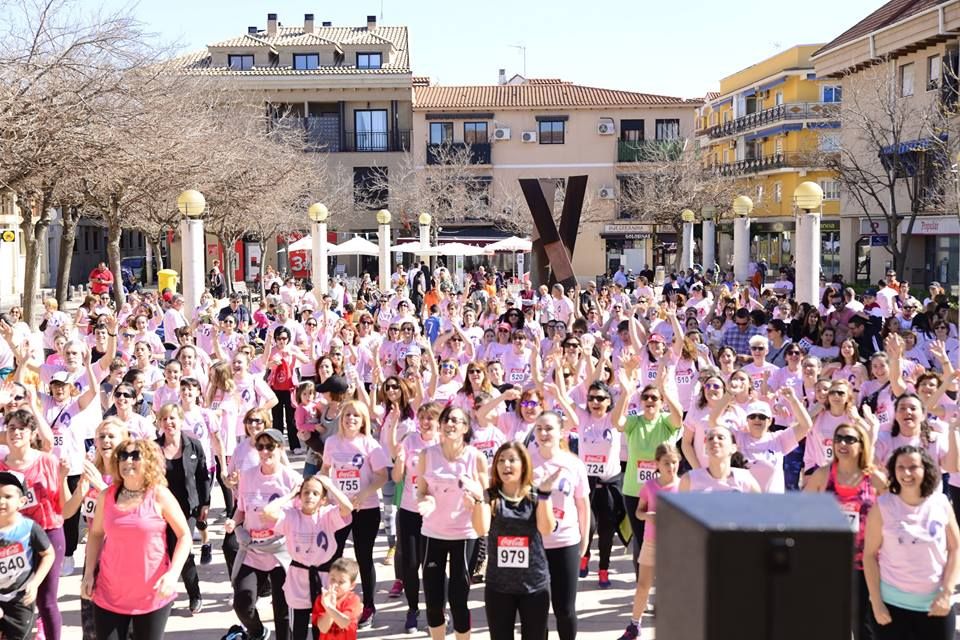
[702, 102, 840, 139]
[709, 151, 832, 176]
[279, 117, 409, 152]
[617, 139, 683, 162]
[426, 142, 492, 165]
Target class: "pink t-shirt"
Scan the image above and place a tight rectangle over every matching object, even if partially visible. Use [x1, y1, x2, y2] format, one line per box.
[152, 385, 180, 413]
[672, 358, 700, 412]
[684, 403, 747, 468]
[235, 375, 275, 413]
[275, 503, 351, 609]
[228, 438, 259, 475]
[421, 444, 483, 540]
[501, 350, 532, 385]
[398, 431, 437, 513]
[322, 434, 389, 510]
[182, 406, 219, 471]
[576, 408, 621, 481]
[742, 361, 779, 393]
[686, 467, 756, 492]
[859, 380, 897, 433]
[497, 413, 534, 444]
[432, 380, 460, 404]
[236, 465, 302, 572]
[469, 425, 506, 464]
[530, 448, 589, 550]
[877, 492, 951, 595]
[874, 431, 949, 469]
[804, 410, 849, 470]
[639, 477, 679, 541]
[736, 428, 798, 493]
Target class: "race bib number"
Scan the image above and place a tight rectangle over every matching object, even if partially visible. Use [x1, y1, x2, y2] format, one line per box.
[675, 371, 694, 386]
[508, 369, 527, 383]
[52, 430, 64, 449]
[823, 438, 834, 461]
[645, 368, 657, 382]
[0, 543, 27, 579]
[750, 375, 763, 391]
[584, 454, 608, 477]
[840, 503, 860, 533]
[250, 528, 276, 542]
[473, 441, 496, 461]
[23, 486, 38, 509]
[637, 460, 657, 484]
[336, 468, 361, 495]
[497, 536, 529, 568]
[81, 489, 98, 519]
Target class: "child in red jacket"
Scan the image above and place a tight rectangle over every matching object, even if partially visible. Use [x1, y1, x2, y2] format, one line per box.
[311, 558, 362, 640]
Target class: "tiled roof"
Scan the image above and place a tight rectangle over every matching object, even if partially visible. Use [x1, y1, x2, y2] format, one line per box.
[340, 32, 395, 46]
[814, 0, 943, 56]
[207, 34, 272, 49]
[270, 33, 339, 47]
[524, 78, 568, 85]
[704, 91, 720, 101]
[414, 83, 701, 109]
[412, 76, 431, 86]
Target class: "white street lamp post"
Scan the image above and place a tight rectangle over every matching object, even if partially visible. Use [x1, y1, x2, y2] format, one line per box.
[794, 182, 824, 306]
[309, 203, 329, 294]
[377, 209, 392, 292]
[732, 195, 753, 282]
[418, 212, 432, 248]
[177, 189, 206, 321]
[701, 206, 716, 273]
[680, 208, 695, 270]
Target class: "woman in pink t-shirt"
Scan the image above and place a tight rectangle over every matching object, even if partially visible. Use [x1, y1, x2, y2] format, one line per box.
[321, 400, 388, 627]
[680, 424, 761, 494]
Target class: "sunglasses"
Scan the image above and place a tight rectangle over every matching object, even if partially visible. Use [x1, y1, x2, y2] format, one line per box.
[750, 346, 765, 351]
[401, 327, 414, 332]
[383, 383, 401, 391]
[588, 395, 610, 403]
[641, 394, 660, 402]
[439, 364, 456, 371]
[450, 337, 463, 342]
[834, 434, 861, 445]
[828, 389, 847, 396]
[747, 413, 769, 420]
[388, 327, 400, 332]
[114, 391, 135, 399]
[563, 343, 581, 349]
[512, 336, 526, 342]
[244, 418, 265, 425]
[704, 382, 724, 391]
[467, 369, 482, 375]
[255, 442, 277, 452]
[360, 320, 373, 325]
[306, 322, 317, 327]
[117, 450, 141, 462]
[11, 395, 24, 402]
[507, 313, 519, 318]
[786, 351, 802, 356]
[520, 400, 539, 408]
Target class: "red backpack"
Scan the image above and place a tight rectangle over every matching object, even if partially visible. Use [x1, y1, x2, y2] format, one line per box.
[268, 355, 295, 391]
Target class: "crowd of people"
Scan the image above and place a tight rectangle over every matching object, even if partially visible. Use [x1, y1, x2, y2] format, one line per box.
[0, 258, 958, 640]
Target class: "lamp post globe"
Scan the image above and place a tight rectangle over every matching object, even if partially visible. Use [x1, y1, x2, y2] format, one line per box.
[376, 209, 392, 225]
[680, 209, 696, 223]
[308, 202, 329, 223]
[793, 181, 824, 212]
[418, 212, 432, 226]
[732, 195, 753, 217]
[177, 190, 206, 218]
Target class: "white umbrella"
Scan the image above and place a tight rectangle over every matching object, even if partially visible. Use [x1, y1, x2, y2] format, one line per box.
[485, 236, 532, 252]
[439, 242, 488, 256]
[327, 236, 380, 256]
[287, 235, 319, 252]
[391, 241, 442, 257]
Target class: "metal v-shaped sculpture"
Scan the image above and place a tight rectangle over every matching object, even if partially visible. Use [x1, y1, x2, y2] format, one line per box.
[519, 175, 587, 289]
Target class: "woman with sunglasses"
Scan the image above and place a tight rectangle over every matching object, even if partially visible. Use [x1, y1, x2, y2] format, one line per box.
[805, 420, 886, 640]
[577, 380, 630, 587]
[451, 361, 498, 414]
[82, 438, 191, 640]
[226, 428, 301, 640]
[108, 382, 155, 440]
[264, 327, 310, 452]
[482, 322, 514, 367]
[805, 380, 859, 473]
[322, 401, 388, 627]
[416, 405, 487, 640]
[221, 408, 272, 572]
[0, 409, 65, 639]
[863, 446, 959, 640]
[479, 296, 502, 330]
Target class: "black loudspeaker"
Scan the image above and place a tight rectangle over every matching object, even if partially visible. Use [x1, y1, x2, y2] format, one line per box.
[656, 492, 853, 640]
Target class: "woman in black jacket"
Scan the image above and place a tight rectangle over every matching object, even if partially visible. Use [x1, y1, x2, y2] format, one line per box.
[156, 403, 211, 615]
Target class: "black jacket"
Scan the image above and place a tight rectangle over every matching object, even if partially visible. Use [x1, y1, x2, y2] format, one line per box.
[155, 432, 210, 514]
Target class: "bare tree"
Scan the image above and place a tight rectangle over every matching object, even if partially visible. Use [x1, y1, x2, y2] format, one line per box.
[823, 62, 958, 275]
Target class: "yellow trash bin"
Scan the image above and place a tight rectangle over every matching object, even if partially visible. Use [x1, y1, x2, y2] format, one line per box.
[157, 269, 179, 293]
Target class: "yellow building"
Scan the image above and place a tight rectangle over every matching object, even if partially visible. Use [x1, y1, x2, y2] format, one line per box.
[697, 45, 842, 276]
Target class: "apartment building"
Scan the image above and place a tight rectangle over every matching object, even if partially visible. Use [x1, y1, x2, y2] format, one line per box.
[697, 45, 842, 277]
[172, 12, 412, 281]
[813, 0, 960, 287]
[412, 75, 701, 278]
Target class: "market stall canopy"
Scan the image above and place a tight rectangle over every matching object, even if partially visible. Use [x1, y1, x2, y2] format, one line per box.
[439, 242, 489, 256]
[485, 236, 532, 252]
[327, 236, 379, 256]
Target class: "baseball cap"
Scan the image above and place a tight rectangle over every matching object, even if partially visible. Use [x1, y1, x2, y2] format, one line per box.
[405, 345, 422, 358]
[255, 429, 285, 445]
[745, 401, 772, 419]
[50, 371, 71, 385]
[0, 470, 25, 494]
[497, 322, 512, 331]
[929, 281, 942, 289]
[863, 288, 878, 297]
[647, 334, 665, 344]
[316, 375, 350, 395]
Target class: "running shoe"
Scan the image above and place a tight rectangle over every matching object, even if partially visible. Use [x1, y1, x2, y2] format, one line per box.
[358, 606, 375, 628]
[189, 597, 203, 615]
[383, 546, 396, 565]
[388, 580, 404, 598]
[200, 543, 213, 565]
[598, 569, 612, 589]
[617, 622, 639, 640]
[404, 609, 419, 634]
[62, 555, 75, 577]
[578, 555, 589, 578]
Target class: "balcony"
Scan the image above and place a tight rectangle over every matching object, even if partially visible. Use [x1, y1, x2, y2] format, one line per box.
[426, 142, 492, 165]
[617, 139, 683, 162]
[710, 151, 832, 177]
[283, 117, 410, 152]
[702, 102, 840, 140]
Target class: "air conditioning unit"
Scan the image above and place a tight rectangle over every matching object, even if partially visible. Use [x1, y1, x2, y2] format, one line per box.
[598, 186, 616, 200]
[493, 127, 511, 141]
[521, 131, 537, 143]
[597, 120, 615, 135]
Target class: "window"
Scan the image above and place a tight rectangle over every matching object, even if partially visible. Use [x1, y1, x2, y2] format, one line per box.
[655, 119, 680, 140]
[354, 109, 388, 151]
[463, 122, 488, 145]
[293, 54, 320, 70]
[429, 122, 453, 144]
[227, 54, 254, 70]
[900, 62, 915, 97]
[819, 180, 840, 200]
[356, 52, 382, 69]
[755, 185, 764, 203]
[620, 119, 644, 142]
[538, 120, 565, 144]
[775, 91, 784, 106]
[773, 183, 782, 203]
[819, 133, 841, 152]
[928, 55, 942, 91]
[353, 166, 388, 209]
[822, 85, 842, 103]
[775, 137, 784, 155]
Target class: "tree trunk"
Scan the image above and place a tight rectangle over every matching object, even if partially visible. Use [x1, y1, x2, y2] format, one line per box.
[19, 192, 52, 330]
[55, 205, 80, 307]
[258, 238, 267, 299]
[108, 200, 124, 308]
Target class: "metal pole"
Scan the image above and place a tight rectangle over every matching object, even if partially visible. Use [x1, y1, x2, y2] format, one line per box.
[733, 216, 751, 282]
[312, 221, 329, 294]
[795, 207, 821, 305]
[180, 218, 205, 321]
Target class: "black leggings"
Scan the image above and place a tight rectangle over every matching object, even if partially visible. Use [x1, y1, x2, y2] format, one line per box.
[422, 537, 477, 633]
[93, 602, 173, 640]
[291, 608, 319, 640]
[586, 478, 619, 570]
[165, 517, 200, 600]
[485, 588, 550, 640]
[874, 601, 955, 640]
[223, 530, 238, 578]
[397, 508, 426, 612]
[331, 507, 380, 609]
[545, 544, 580, 640]
[853, 570, 876, 640]
[233, 563, 288, 640]
[622, 494, 646, 565]
[215, 457, 234, 517]
[271, 389, 297, 447]
[64, 474, 81, 558]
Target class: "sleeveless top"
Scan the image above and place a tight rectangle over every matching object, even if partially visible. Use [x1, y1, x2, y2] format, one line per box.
[686, 467, 755, 493]
[421, 444, 482, 540]
[93, 487, 175, 615]
[825, 463, 875, 571]
[485, 494, 549, 595]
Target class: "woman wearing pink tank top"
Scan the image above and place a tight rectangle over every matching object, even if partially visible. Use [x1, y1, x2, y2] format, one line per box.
[81, 438, 192, 640]
[864, 445, 960, 640]
[416, 405, 487, 640]
[679, 425, 761, 493]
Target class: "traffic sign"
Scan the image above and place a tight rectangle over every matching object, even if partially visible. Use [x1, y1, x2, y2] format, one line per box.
[869, 234, 888, 247]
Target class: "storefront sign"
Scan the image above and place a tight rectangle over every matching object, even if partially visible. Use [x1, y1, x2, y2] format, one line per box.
[870, 234, 888, 247]
[603, 223, 654, 235]
[898, 216, 960, 235]
[860, 218, 889, 235]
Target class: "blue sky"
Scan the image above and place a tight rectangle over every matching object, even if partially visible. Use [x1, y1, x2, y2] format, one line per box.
[109, 0, 881, 97]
